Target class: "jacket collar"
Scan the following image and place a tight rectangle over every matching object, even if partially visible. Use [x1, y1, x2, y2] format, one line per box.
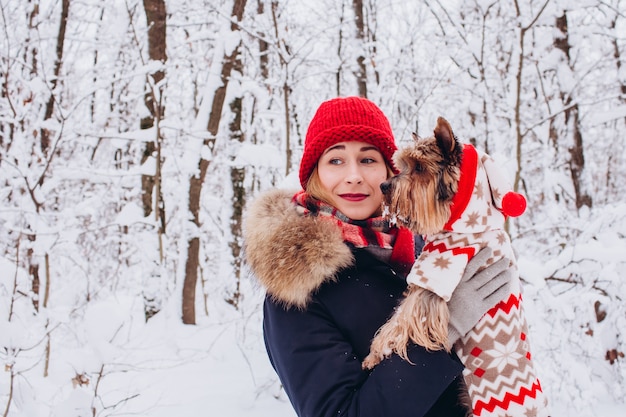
[243, 189, 354, 309]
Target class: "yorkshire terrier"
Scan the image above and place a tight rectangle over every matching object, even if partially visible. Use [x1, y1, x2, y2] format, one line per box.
[362, 117, 549, 417]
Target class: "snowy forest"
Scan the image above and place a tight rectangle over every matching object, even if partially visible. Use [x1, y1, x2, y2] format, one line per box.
[1, 0, 625, 415]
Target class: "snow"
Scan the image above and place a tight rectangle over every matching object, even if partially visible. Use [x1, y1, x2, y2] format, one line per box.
[234, 143, 283, 168]
[116, 203, 146, 226]
[1, 0, 626, 416]
[6, 187, 626, 417]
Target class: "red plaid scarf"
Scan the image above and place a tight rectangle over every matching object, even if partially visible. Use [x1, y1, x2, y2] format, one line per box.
[292, 191, 416, 275]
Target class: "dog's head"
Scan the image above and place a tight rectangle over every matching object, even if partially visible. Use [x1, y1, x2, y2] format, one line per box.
[381, 117, 462, 235]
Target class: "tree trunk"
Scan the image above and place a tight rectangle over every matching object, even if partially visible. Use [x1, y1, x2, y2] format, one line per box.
[513, 9, 527, 195]
[181, 0, 248, 325]
[226, 61, 245, 308]
[28, 233, 39, 312]
[352, 0, 367, 98]
[269, 1, 294, 176]
[43, 253, 51, 377]
[257, 0, 269, 80]
[40, 0, 69, 155]
[141, 0, 168, 321]
[140, 0, 167, 219]
[554, 12, 592, 210]
[28, 0, 69, 314]
[335, 4, 345, 97]
[613, 17, 626, 100]
[606, 14, 626, 201]
[513, 1, 543, 192]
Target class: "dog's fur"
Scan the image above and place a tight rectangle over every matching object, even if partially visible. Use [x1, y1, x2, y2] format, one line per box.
[362, 117, 464, 368]
[361, 118, 550, 417]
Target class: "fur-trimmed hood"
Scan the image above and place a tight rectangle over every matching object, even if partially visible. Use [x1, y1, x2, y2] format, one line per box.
[243, 189, 354, 309]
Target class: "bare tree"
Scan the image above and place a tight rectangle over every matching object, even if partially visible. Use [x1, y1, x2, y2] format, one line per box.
[352, 0, 367, 97]
[512, 0, 549, 193]
[611, 16, 626, 101]
[549, 11, 592, 210]
[40, 0, 69, 155]
[605, 5, 626, 200]
[141, 0, 167, 321]
[26, 0, 70, 313]
[226, 59, 245, 309]
[140, 0, 167, 221]
[269, 1, 295, 176]
[182, 0, 248, 325]
[257, 0, 270, 80]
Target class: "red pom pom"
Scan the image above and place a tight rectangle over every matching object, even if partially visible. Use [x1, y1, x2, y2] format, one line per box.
[501, 192, 527, 217]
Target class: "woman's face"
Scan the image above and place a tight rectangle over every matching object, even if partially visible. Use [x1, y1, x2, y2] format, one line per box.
[317, 141, 389, 220]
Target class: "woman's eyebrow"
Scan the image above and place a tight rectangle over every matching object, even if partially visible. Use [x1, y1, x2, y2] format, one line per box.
[360, 146, 379, 152]
[323, 144, 346, 154]
[323, 144, 380, 154]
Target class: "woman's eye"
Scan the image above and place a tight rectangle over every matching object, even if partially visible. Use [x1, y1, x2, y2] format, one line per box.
[362, 157, 376, 164]
[329, 158, 342, 165]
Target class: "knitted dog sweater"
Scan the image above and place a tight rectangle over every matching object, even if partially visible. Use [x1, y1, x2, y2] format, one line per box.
[406, 144, 550, 417]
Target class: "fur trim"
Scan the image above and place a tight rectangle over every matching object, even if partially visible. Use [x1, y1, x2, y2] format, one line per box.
[243, 189, 354, 309]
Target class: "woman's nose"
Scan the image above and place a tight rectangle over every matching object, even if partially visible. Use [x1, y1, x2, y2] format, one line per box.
[345, 167, 363, 184]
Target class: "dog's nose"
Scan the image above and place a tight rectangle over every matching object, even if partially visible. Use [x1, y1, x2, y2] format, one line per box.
[380, 181, 391, 195]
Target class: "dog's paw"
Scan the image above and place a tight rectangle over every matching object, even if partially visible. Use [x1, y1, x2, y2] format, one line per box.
[362, 344, 394, 369]
[362, 353, 381, 370]
[362, 333, 397, 369]
[368, 321, 412, 363]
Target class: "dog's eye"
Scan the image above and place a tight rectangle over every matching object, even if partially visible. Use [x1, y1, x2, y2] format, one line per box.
[414, 163, 425, 173]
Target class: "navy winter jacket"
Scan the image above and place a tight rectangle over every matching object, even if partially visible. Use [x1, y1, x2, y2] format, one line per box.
[263, 249, 468, 417]
[244, 189, 469, 417]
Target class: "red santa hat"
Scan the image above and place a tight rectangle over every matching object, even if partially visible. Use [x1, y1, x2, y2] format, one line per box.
[446, 144, 526, 230]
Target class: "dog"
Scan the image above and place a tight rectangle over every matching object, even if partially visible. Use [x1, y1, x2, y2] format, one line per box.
[362, 117, 549, 417]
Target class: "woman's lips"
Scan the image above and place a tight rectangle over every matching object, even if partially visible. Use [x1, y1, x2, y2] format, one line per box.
[339, 193, 368, 202]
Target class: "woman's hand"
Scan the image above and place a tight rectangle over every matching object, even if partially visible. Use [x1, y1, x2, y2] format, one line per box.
[447, 247, 514, 347]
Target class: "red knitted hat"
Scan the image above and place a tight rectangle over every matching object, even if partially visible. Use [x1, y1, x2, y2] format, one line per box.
[299, 96, 398, 189]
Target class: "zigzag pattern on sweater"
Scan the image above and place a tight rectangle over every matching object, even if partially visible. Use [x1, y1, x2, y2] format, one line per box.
[455, 293, 550, 417]
[474, 380, 544, 415]
[423, 235, 479, 257]
[486, 292, 522, 317]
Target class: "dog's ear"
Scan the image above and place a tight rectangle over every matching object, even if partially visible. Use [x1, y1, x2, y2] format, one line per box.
[437, 174, 457, 202]
[433, 117, 456, 155]
[434, 117, 462, 202]
[411, 132, 419, 142]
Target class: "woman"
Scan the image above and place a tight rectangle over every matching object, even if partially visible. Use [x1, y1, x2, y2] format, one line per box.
[244, 96, 514, 417]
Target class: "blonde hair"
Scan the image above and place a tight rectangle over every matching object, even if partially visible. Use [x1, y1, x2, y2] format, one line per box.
[305, 167, 335, 206]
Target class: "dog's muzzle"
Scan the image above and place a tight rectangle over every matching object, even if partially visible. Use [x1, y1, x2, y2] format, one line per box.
[380, 181, 392, 195]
